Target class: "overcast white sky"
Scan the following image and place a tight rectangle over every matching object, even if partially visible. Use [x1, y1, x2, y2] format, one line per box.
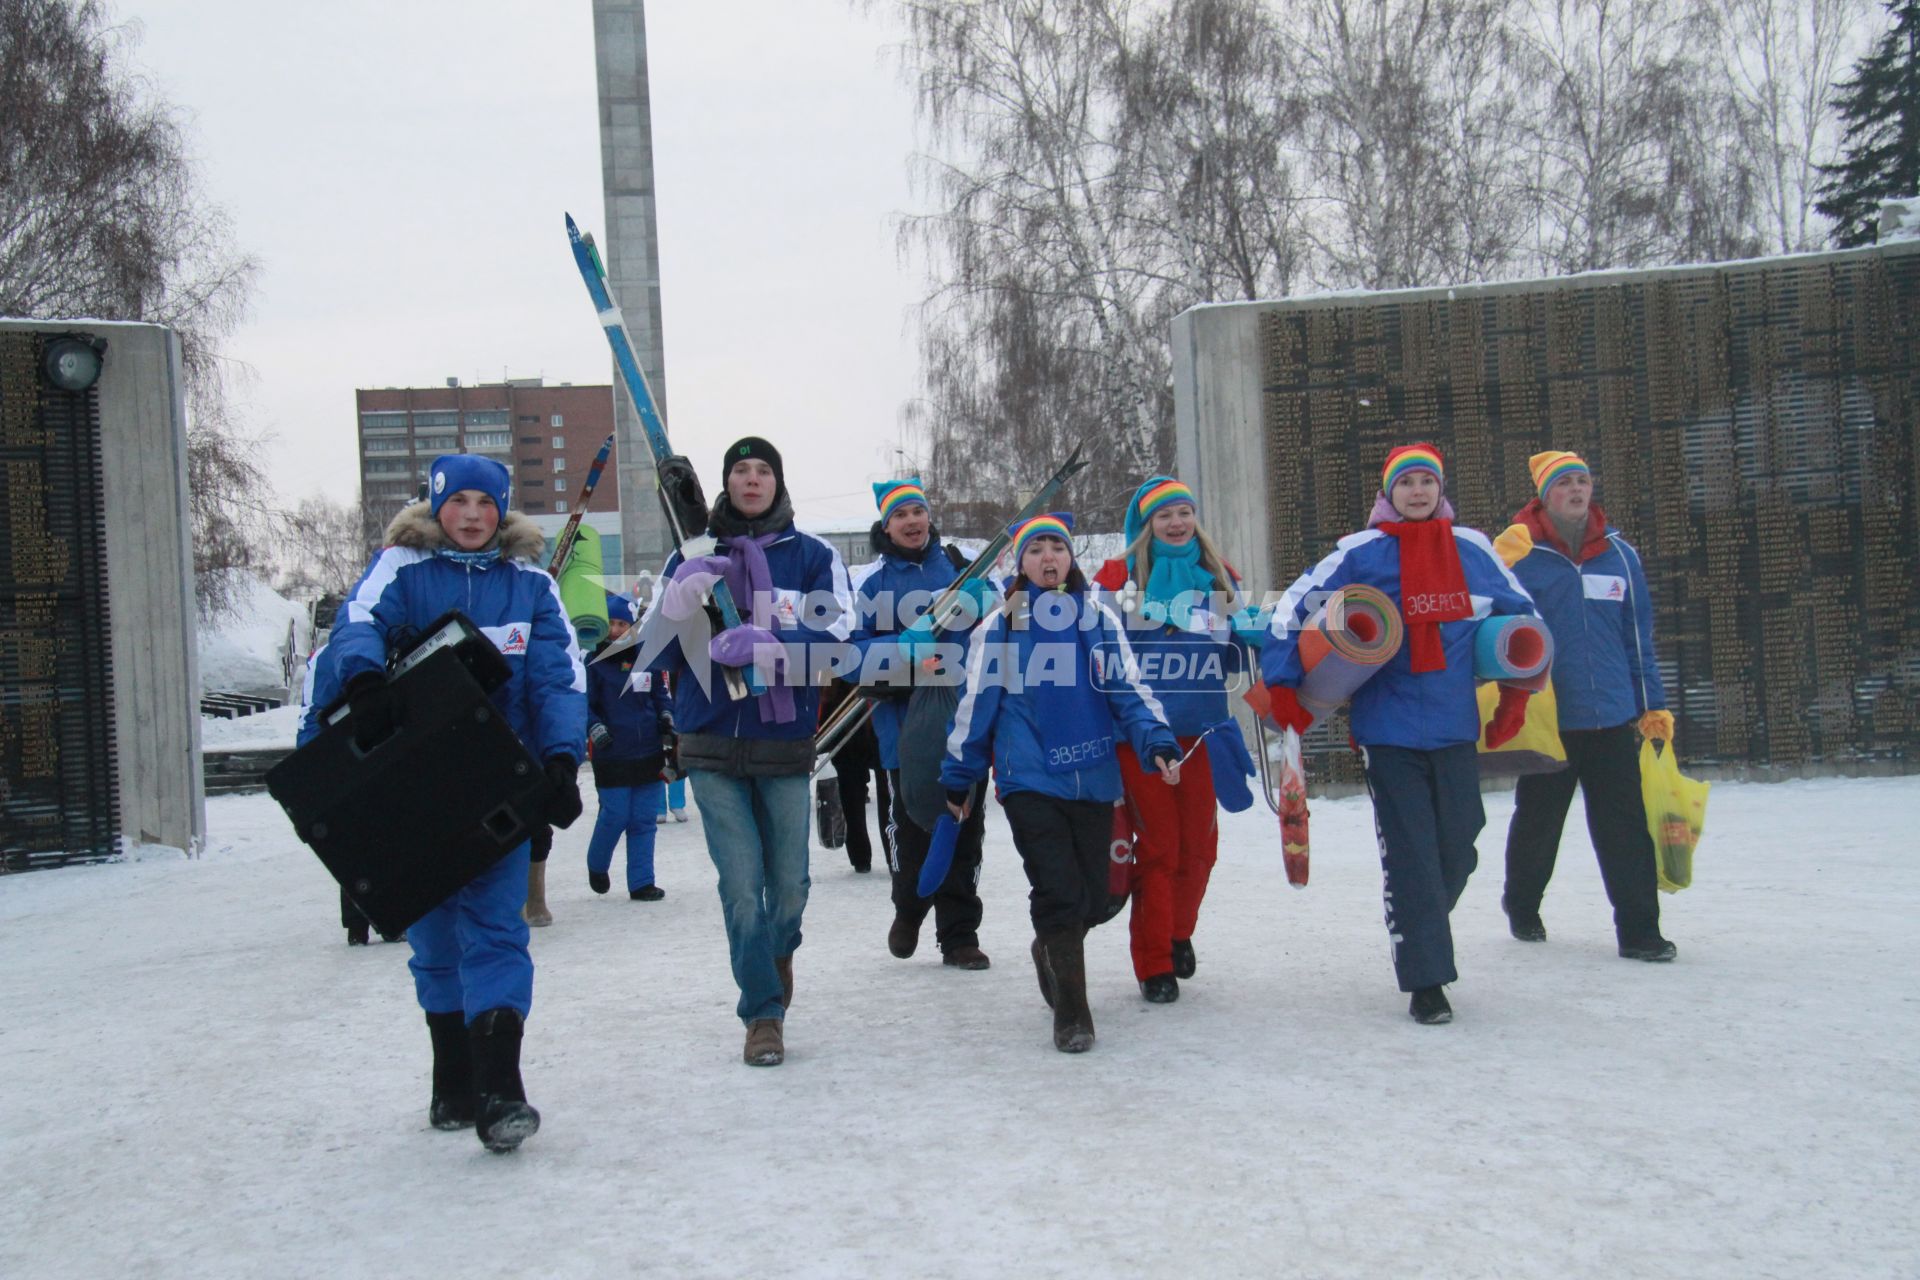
[123, 0, 927, 527]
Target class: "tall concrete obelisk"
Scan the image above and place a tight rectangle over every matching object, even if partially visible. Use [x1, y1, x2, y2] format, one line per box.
[593, 0, 674, 579]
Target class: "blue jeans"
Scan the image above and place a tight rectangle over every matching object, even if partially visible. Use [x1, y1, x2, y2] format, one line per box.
[688, 769, 811, 1023]
[588, 782, 664, 890]
[407, 841, 534, 1021]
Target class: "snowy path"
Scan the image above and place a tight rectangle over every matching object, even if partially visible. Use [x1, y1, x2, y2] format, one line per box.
[4, 776, 1917, 1278]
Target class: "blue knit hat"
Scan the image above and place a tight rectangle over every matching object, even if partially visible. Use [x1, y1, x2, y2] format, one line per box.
[1123, 476, 1198, 549]
[428, 454, 511, 517]
[605, 593, 635, 623]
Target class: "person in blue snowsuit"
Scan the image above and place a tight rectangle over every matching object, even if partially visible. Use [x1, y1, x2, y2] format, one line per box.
[848, 476, 997, 970]
[328, 453, 586, 1152]
[653, 437, 853, 1068]
[1495, 449, 1676, 961]
[585, 593, 672, 901]
[1260, 444, 1537, 1026]
[940, 513, 1180, 1054]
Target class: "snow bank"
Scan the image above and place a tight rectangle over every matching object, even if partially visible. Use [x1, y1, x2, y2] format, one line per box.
[2, 776, 1915, 1277]
[200, 704, 303, 750]
[197, 571, 309, 694]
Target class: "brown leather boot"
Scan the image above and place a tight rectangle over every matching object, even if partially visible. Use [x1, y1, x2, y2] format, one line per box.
[743, 1018, 785, 1066]
[775, 955, 794, 1009]
[1042, 927, 1094, 1053]
[522, 860, 552, 928]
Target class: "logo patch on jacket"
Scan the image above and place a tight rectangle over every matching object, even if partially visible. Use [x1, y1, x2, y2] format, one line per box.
[1583, 574, 1627, 602]
[482, 621, 533, 655]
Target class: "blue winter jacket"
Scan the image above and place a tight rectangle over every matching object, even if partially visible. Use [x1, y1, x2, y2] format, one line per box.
[1091, 558, 1251, 737]
[328, 504, 588, 764]
[1505, 504, 1666, 731]
[849, 530, 985, 770]
[941, 587, 1178, 804]
[1261, 525, 1538, 751]
[657, 524, 853, 741]
[587, 646, 672, 761]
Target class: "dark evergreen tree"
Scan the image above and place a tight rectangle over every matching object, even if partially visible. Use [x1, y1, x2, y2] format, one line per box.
[1815, 0, 1920, 246]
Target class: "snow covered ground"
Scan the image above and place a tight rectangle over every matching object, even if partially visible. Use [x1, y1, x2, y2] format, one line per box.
[3, 776, 1917, 1278]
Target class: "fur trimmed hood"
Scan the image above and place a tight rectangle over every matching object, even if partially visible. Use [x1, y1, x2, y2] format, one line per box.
[384, 501, 548, 562]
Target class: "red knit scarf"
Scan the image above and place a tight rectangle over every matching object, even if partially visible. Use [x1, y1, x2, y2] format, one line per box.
[1377, 519, 1471, 672]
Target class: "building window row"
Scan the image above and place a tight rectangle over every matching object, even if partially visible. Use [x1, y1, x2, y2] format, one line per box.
[360, 412, 408, 432]
[364, 439, 409, 455]
[413, 411, 459, 427]
[415, 434, 458, 452]
[466, 430, 511, 449]
[465, 410, 509, 426]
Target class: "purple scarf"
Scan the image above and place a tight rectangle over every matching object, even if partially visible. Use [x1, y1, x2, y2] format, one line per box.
[719, 530, 796, 724]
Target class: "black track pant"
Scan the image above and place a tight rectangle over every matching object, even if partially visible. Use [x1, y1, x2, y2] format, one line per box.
[1000, 792, 1111, 936]
[839, 763, 894, 871]
[1503, 722, 1661, 946]
[887, 773, 985, 951]
[1363, 743, 1484, 992]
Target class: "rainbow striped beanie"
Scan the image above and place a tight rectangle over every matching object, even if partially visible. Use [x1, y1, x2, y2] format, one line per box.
[1528, 450, 1589, 497]
[1123, 476, 1198, 547]
[1381, 443, 1444, 493]
[1010, 512, 1075, 566]
[873, 477, 929, 524]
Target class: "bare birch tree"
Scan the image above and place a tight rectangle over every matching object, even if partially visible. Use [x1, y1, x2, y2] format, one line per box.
[0, 0, 263, 616]
[1724, 0, 1874, 253]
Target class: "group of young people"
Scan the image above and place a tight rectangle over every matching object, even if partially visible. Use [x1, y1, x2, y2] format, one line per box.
[316, 431, 1677, 1153]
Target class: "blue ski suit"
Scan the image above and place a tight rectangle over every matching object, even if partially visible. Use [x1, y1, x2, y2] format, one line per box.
[329, 504, 587, 1022]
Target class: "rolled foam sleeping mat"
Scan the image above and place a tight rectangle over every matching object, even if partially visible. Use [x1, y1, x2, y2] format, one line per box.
[558, 525, 610, 649]
[1296, 583, 1404, 717]
[1473, 615, 1554, 691]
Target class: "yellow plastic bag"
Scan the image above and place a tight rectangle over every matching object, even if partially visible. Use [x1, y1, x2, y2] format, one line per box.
[1475, 681, 1568, 777]
[1640, 738, 1708, 892]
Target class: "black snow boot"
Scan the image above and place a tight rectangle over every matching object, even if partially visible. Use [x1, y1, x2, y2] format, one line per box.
[1618, 937, 1678, 962]
[1505, 901, 1547, 942]
[1171, 938, 1196, 979]
[1042, 927, 1095, 1053]
[425, 1010, 476, 1131]
[588, 869, 611, 895]
[1140, 973, 1180, 1003]
[1409, 986, 1453, 1025]
[346, 921, 371, 946]
[469, 1007, 540, 1153]
[1030, 937, 1056, 1009]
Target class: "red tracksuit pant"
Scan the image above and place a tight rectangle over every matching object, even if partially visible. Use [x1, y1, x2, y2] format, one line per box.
[1118, 741, 1219, 981]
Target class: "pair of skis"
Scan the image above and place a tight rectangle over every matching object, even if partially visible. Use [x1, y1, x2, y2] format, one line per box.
[565, 213, 753, 699]
[812, 443, 1090, 774]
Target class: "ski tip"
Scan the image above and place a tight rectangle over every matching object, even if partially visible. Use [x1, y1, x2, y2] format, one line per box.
[565, 211, 579, 233]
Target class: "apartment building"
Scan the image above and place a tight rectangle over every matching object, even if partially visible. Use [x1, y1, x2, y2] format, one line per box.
[354, 378, 624, 570]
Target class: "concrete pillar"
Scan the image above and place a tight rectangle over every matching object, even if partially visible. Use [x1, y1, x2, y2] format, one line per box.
[593, 0, 676, 580]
